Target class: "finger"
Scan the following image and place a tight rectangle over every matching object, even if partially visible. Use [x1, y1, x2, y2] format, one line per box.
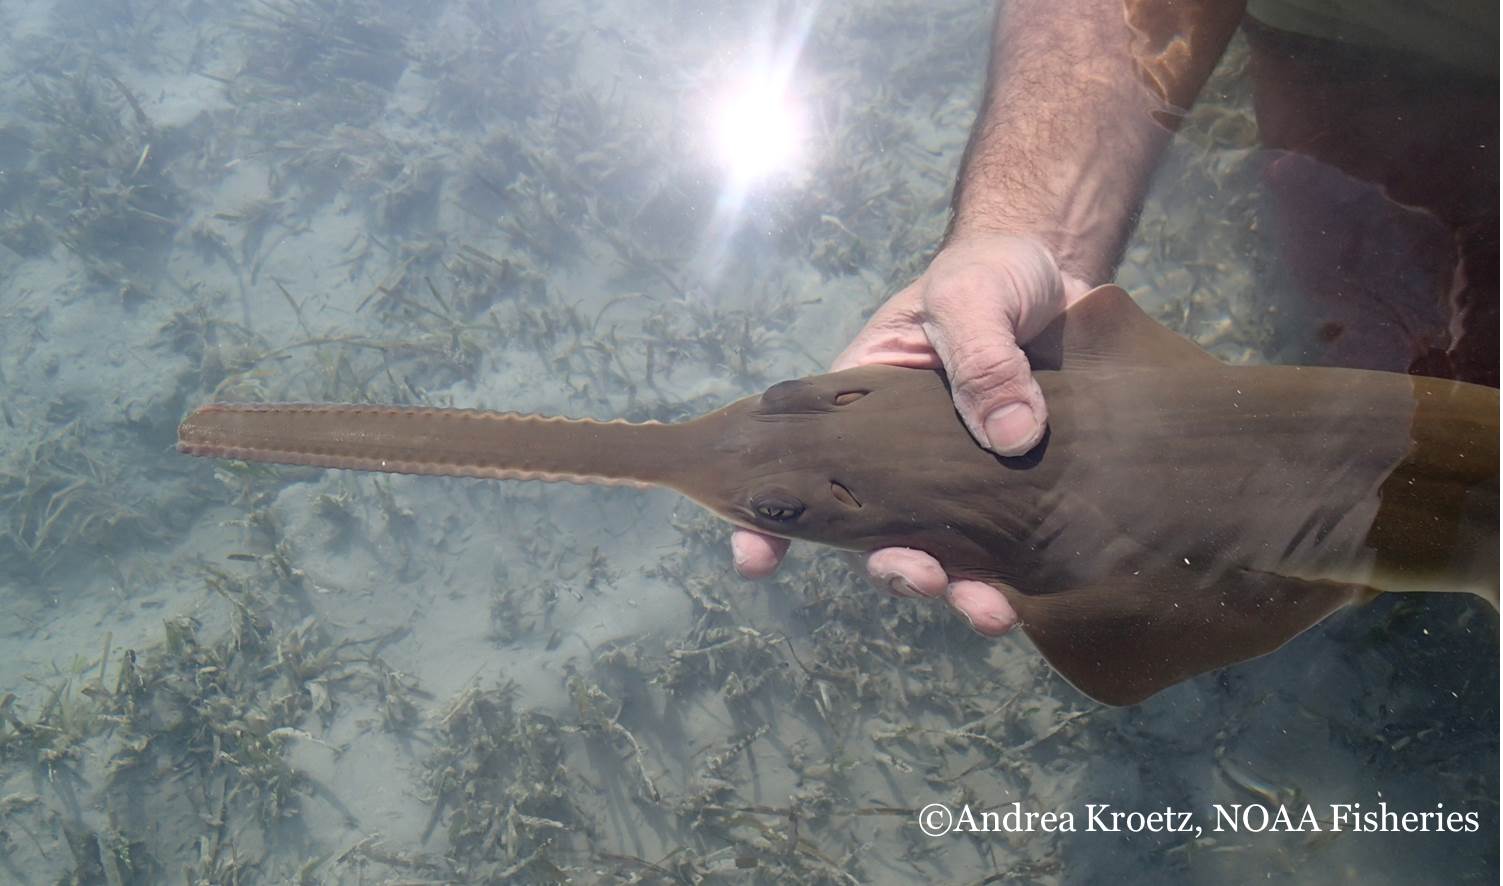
[922, 283, 1048, 456]
[866, 547, 948, 599]
[831, 285, 940, 373]
[731, 529, 789, 579]
[945, 580, 1019, 637]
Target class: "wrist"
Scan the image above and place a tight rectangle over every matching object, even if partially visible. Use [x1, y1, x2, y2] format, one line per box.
[944, 220, 1106, 291]
[945, 124, 1164, 288]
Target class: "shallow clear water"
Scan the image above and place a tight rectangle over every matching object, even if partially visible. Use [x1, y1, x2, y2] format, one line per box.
[0, 1, 1494, 883]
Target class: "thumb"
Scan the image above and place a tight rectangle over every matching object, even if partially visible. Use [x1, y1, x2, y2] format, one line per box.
[921, 302, 1048, 457]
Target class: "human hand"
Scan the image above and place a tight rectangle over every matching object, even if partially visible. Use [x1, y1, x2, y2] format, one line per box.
[733, 233, 1091, 636]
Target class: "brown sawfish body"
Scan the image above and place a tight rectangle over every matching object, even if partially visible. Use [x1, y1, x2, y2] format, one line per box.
[178, 286, 1499, 704]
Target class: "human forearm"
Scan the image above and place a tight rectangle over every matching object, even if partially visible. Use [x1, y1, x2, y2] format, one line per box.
[947, 0, 1245, 288]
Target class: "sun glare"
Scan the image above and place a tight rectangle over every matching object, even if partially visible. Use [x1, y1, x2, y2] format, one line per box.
[711, 74, 806, 183]
[695, 4, 821, 280]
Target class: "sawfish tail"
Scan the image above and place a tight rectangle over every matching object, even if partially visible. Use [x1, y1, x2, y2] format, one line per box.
[177, 402, 685, 488]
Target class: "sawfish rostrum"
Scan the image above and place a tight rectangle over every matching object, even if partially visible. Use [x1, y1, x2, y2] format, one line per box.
[178, 285, 1499, 705]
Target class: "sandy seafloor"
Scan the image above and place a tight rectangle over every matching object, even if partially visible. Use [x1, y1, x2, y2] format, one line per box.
[0, 1, 1495, 883]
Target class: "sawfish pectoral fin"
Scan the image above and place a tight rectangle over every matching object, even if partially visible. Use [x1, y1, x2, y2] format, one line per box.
[1001, 570, 1362, 706]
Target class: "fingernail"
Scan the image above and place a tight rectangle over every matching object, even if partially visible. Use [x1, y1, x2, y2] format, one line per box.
[983, 402, 1041, 455]
[953, 606, 984, 635]
[882, 574, 920, 598]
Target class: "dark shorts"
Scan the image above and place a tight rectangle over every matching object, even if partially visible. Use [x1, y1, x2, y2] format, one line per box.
[1244, 17, 1498, 386]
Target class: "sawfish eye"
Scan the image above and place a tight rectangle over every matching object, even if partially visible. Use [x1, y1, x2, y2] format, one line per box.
[832, 390, 868, 406]
[752, 494, 805, 523]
